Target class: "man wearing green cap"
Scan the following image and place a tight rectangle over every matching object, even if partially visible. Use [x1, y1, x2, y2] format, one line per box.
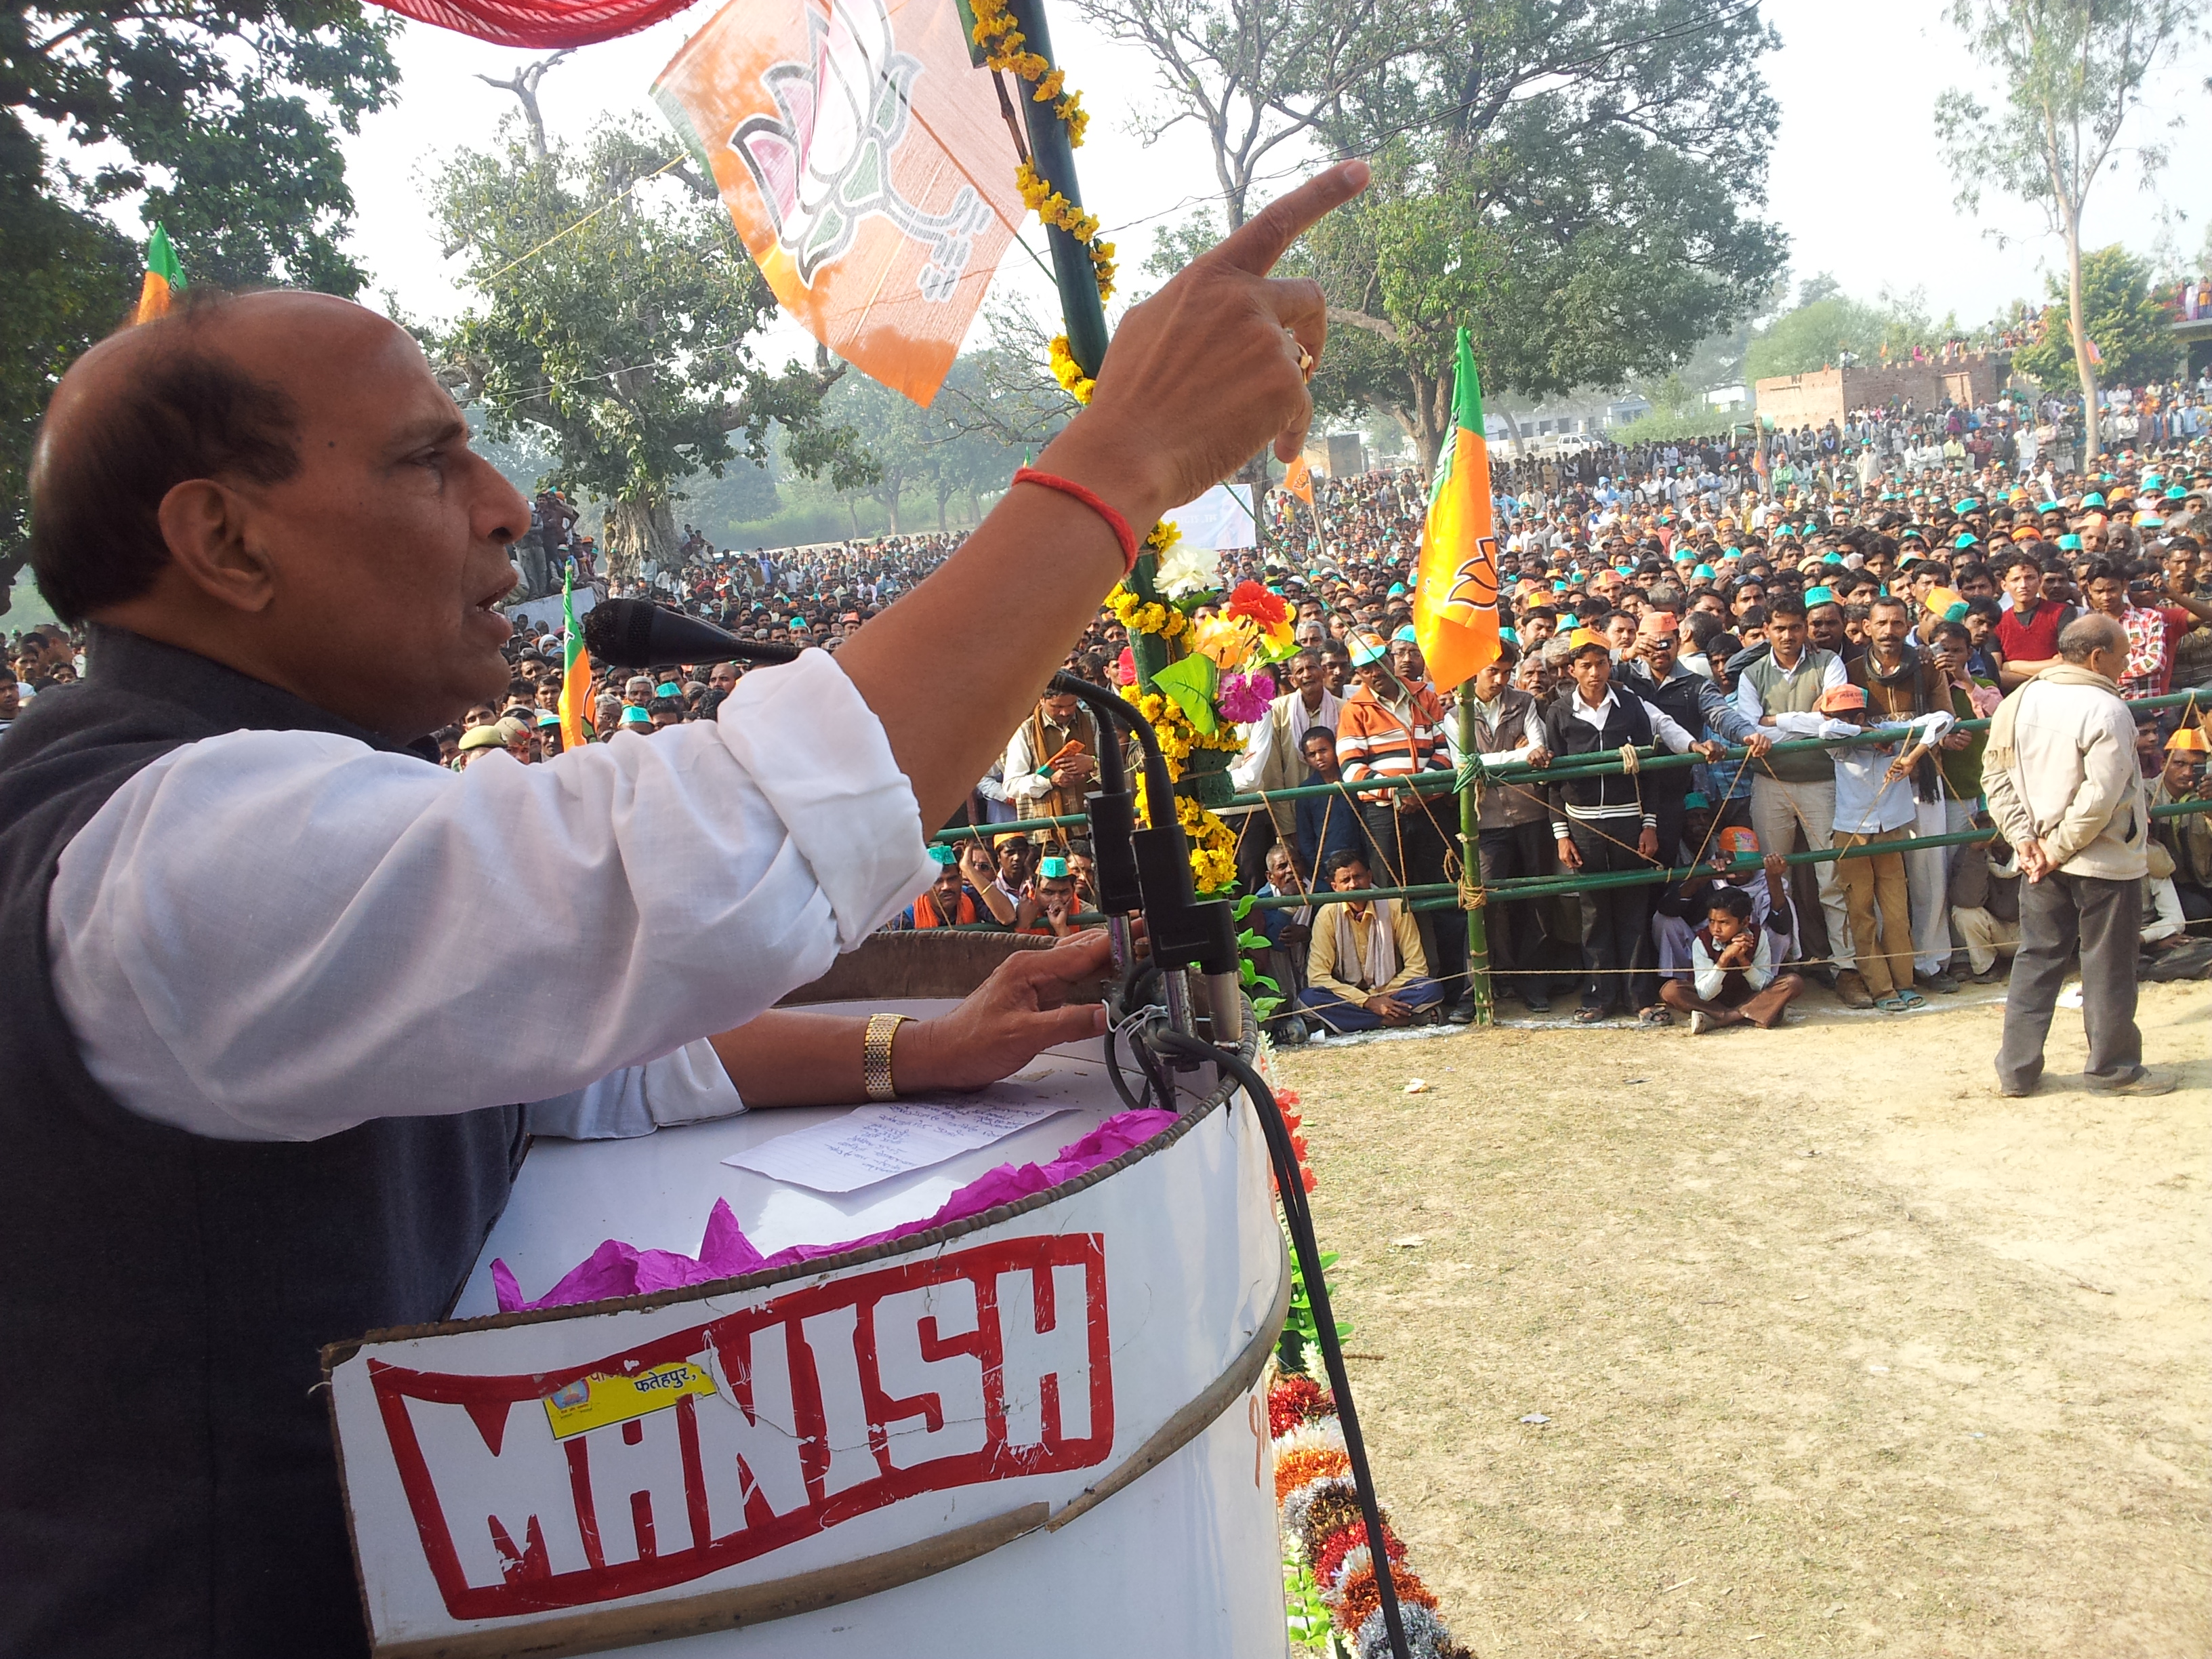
[1019, 856, 1082, 938]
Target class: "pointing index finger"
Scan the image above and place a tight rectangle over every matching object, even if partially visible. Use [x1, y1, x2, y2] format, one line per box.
[1210, 159, 1372, 277]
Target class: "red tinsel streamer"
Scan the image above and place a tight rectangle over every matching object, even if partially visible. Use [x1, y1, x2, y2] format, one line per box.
[1268, 1374, 1325, 1437]
[1313, 1520, 1405, 1592]
[363, 0, 696, 48]
[1334, 1561, 1437, 1634]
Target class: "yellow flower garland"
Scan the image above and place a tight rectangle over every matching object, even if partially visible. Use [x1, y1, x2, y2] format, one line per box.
[971, 0, 1114, 301]
[1048, 333, 1096, 405]
[976, 2, 1223, 895]
[1105, 581, 1189, 642]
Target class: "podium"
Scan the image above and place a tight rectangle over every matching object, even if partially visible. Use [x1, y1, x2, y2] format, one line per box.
[324, 939, 1288, 1657]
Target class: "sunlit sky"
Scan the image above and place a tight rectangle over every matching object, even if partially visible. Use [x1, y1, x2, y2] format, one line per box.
[339, 0, 2212, 367]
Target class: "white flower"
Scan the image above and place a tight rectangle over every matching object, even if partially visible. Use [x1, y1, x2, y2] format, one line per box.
[1154, 538, 1223, 598]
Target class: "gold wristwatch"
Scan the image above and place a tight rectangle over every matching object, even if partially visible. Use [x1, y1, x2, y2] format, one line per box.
[863, 1012, 911, 1102]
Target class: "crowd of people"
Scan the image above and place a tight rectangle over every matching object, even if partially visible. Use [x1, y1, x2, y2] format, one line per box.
[12, 385, 2210, 1045]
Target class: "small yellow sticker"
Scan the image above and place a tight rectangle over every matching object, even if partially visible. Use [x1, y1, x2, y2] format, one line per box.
[542, 1361, 718, 1440]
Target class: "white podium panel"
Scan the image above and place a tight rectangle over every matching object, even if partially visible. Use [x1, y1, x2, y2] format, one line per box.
[325, 1017, 1288, 1659]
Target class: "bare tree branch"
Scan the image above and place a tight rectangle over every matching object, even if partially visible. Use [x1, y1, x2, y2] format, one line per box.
[476, 49, 575, 162]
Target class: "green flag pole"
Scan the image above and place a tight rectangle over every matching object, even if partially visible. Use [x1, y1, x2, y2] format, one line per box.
[1456, 682, 1493, 1025]
[990, 1, 1172, 687]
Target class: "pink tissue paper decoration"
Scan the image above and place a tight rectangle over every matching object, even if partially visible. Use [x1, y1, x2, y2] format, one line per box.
[493, 1108, 1181, 1313]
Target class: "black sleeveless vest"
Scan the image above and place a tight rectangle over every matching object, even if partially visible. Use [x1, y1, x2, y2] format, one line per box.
[0, 627, 523, 1657]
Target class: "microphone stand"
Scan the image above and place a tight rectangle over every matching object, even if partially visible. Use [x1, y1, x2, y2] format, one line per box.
[1049, 669, 1416, 1659]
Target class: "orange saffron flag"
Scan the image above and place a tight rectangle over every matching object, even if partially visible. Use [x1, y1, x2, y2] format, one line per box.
[1283, 454, 1315, 507]
[1412, 327, 1502, 693]
[134, 224, 184, 325]
[653, 0, 1024, 406]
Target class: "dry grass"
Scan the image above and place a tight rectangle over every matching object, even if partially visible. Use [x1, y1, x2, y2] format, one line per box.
[1271, 981, 2211, 1657]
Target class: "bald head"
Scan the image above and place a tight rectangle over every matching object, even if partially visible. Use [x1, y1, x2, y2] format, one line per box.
[2057, 612, 2126, 665]
[28, 289, 531, 740]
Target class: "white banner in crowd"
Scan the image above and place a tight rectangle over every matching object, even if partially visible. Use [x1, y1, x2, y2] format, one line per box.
[503, 586, 596, 639]
[1162, 483, 1255, 550]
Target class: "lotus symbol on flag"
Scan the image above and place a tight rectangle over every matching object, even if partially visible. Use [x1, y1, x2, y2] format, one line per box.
[731, 0, 992, 300]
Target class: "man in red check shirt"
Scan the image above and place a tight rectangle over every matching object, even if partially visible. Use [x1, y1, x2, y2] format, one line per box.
[2081, 560, 2209, 698]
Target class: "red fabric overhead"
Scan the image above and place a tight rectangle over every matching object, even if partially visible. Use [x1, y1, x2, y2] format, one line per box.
[368, 0, 699, 47]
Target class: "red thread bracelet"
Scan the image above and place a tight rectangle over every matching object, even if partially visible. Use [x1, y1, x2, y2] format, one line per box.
[1011, 466, 1139, 574]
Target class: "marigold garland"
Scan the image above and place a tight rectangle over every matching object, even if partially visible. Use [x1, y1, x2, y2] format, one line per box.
[1105, 581, 1187, 641]
[1048, 333, 1097, 405]
[1017, 163, 1117, 302]
[971, 0, 1113, 301]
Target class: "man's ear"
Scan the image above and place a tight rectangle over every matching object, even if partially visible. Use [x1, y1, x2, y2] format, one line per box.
[156, 479, 276, 615]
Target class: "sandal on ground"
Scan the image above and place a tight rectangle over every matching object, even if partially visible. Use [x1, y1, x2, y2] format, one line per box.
[1872, 993, 1910, 1011]
[1572, 1005, 1611, 1025]
[1896, 987, 1927, 1008]
[1639, 1006, 1673, 1026]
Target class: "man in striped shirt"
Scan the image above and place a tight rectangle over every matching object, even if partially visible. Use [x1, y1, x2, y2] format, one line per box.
[1334, 632, 1472, 1019]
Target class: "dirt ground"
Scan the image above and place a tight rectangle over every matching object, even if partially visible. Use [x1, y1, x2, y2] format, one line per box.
[1269, 980, 2211, 1658]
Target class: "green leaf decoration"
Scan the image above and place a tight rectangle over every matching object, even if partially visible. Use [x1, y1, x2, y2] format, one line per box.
[1150, 652, 1220, 733]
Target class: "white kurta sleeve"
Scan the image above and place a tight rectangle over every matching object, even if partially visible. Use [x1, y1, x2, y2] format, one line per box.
[49, 649, 935, 1142]
[524, 1038, 745, 1141]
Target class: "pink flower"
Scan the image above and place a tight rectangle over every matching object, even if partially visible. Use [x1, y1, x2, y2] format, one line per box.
[1218, 671, 1276, 722]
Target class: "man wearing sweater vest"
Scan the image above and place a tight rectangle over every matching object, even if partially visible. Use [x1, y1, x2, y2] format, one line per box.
[1733, 597, 1856, 997]
[1334, 632, 1472, 1019]
[1545, 632, 1723, 1024]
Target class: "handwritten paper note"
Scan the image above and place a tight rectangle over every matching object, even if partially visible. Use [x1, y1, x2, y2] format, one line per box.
[722, 1102, 1071, 1194]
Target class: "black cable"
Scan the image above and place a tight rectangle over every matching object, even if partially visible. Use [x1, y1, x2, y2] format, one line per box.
[1151, 1027, 1414, 1659]
[1049, 670, 1176, 832]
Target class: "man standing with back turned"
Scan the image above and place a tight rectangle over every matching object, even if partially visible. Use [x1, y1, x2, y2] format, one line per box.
[1982, 613, 2173, 1097]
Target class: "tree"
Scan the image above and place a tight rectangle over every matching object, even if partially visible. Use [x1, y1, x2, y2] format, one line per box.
[1743, 289, 1944, 381]
[2009, 243, 2182, 392]
[1, 0, 401, 614]
[1936, 0, 2204, 458]
[428, 109, 871, 585]
[1295, 0, 1786, 472]
[821, 354, 1026, 533]
[1067, 0, 1407, 230]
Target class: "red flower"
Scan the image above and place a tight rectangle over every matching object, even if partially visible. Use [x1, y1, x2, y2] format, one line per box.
[1225, 579, 1289, 627]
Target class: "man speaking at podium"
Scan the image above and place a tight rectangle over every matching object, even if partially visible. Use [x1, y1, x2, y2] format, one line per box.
[0, 163, 1369, 1655]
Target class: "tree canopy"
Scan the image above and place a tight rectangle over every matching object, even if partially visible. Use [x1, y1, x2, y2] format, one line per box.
[2009, 243, 2182, 392]
[428, 115, 872, 584]
[1, 0, 400, 613]
[1742, 284, 1947, 382]
[1294, 0, 1788, 470]
[1936, 0, 2202, 453]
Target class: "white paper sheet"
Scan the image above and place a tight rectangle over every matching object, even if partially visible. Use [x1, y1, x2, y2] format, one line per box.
[722, 1101, 1071, 1194]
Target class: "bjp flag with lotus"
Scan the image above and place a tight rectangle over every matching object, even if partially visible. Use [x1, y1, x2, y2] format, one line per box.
[653, 0, 1025, 405]
[1412, 328, 1502, 693]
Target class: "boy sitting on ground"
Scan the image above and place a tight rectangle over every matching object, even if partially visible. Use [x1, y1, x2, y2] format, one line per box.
[1659, 884, 1805, 1033]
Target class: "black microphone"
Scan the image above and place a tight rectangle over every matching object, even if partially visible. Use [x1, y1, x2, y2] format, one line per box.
[580, 599, 800, 670]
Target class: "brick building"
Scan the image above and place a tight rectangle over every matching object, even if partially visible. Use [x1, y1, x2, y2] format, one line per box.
[1755, 352, 2011, 426]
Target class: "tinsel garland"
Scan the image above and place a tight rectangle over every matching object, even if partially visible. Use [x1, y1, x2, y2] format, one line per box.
[1269, 1370, 1472, 1659]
